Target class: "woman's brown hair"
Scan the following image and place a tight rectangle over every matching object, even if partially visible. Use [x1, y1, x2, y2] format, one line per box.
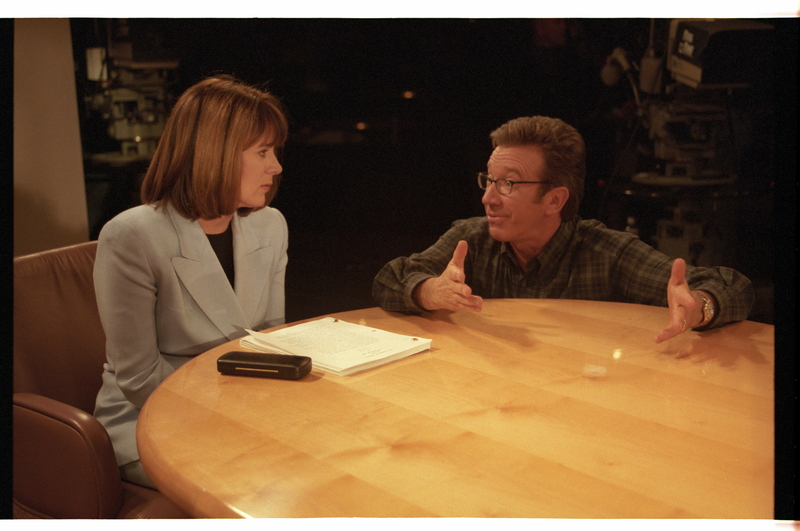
[141, 75, 289, 220]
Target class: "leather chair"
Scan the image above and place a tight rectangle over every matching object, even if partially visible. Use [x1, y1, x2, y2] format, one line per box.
[13, 241, 189, 519]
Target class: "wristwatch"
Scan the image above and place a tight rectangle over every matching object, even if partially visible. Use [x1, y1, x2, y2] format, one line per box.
[697, 293, 715, 328]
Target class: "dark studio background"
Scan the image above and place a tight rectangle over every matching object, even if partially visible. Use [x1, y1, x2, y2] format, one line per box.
[71, 18, 642, 322]
[66, 18, 796, 518]
[70, 18, 794, 324]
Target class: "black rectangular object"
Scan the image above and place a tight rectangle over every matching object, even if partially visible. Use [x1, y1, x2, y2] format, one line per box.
[669, 19, 774, 88]
[217, 351, 312, 380]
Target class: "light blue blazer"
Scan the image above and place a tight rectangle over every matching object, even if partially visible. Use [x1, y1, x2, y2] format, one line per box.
[93, 203, 287, 466]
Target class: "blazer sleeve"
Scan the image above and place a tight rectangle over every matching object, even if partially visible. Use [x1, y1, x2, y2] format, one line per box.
[94, 219, 177, 410]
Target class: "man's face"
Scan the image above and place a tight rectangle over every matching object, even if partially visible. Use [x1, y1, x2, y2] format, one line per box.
[481, 144, 551, 246]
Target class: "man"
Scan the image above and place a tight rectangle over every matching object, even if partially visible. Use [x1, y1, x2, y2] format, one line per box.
[372, 116, 753, 343]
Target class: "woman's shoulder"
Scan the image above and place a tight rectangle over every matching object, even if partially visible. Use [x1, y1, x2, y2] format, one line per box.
[98, 204, 174, 242]
[103, 203, 165, 227]
[242, 206, 287, 230]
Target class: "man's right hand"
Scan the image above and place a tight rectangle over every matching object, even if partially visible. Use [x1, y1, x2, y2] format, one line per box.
[414, 240, 483, 312]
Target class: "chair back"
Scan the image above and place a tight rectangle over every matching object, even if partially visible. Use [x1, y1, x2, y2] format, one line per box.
[13, 241, 191, 519]
[13, 241, 106, 414]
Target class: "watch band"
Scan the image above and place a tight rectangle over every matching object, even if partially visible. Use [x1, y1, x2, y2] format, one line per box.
[698, 293, 715, 327]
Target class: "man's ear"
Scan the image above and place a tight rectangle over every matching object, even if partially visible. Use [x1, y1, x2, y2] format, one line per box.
[545, 187, 570, 215]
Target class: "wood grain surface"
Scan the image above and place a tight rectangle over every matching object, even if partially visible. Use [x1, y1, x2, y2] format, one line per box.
[137, 299, 774, 518]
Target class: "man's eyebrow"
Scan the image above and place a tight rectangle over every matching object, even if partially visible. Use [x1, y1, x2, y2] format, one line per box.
[489, 165, 523, 178]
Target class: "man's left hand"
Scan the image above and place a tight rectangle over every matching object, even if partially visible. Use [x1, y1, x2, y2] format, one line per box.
[654, 258, 706, 343]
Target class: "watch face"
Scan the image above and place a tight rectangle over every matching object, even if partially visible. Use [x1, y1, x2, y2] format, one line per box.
[700, 294, 714, 325]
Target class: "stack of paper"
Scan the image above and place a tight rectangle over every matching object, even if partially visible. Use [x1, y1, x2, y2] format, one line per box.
[240, 317, 432, 376]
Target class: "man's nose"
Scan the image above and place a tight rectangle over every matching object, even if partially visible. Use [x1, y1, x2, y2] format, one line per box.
[481, 184, 501, 205]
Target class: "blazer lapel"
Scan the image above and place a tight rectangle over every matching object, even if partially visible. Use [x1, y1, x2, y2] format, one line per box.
[167, 208, 249, 340]
[232, 213, 273, 323]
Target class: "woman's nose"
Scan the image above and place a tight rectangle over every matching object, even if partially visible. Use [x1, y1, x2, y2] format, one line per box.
[267, 152, 282, 175]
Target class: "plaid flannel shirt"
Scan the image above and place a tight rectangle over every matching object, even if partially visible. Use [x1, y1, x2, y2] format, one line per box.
[372, 216, 754, 329]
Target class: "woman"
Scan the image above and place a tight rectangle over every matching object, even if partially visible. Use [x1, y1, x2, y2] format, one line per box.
[93, 75, 289, 488]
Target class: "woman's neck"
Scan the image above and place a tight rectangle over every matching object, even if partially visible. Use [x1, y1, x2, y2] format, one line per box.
[198, 214, 234, 235]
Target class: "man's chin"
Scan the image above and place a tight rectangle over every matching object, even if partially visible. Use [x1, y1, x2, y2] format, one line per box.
[487, 225, 509, 242]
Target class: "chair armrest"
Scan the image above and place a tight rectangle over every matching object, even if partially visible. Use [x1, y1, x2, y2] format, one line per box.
[118, 485, 192, 519]
[13, 392, 124, 519]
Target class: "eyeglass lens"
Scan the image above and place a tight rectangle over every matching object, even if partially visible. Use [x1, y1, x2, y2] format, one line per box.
[478, 173, 512, 194]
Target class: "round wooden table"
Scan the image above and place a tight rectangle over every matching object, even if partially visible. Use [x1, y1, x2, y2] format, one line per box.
[137, 299, 774, 518]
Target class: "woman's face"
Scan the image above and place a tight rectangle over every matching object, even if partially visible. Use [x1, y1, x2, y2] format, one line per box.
[238, 131, 282, 209]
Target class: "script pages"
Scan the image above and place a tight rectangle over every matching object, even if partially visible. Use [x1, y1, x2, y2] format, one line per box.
[239, 317, 432, 376]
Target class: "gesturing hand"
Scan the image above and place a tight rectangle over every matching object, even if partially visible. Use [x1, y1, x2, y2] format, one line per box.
[654, 258, 703, 343]
[415, 240, 483, 312]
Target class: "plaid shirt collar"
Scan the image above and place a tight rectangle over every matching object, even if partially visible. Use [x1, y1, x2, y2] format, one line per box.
[497, 217, 578, 277]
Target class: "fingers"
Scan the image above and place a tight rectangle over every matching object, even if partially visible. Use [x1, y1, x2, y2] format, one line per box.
[654, 329, 673, 344]
[417, 275, 482, 312]
[669, 257, 687, 287]
[437, 269, 483, 312]
[448, 241, 480, 310]
[654, 318, 684, 343]
[450, 283, 483, 312]
[654, 309, 687, 343]
[444, 293, 483, 312]
[442, 240, 468, 284]
[655, 258, 691, 343]
[450, 240, 469, 270]
[668, 259, 697, 317]
[415, 241, 482, 312]
[655, 313, 688, 343]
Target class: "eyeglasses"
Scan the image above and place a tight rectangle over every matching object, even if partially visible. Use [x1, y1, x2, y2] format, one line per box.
[477, 172, 552, 195]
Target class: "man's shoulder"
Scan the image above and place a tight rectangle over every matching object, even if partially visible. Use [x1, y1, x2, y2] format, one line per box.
[572, 217, 609, 232]
[570, 217, 639, 251]
[450, 216, 489, 236]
